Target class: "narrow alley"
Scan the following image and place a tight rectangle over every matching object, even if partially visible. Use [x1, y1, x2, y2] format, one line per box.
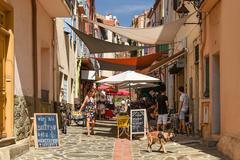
[16, 121, 227, 160]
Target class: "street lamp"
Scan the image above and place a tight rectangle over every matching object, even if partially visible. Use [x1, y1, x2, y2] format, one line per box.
[176, 0, 201, 25]
[176, 3, 189, 18]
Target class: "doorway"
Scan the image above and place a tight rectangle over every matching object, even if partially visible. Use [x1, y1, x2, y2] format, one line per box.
[212, 54, 220, 134]
[0, 31, 7, 138]
[194, 63, 199, 133]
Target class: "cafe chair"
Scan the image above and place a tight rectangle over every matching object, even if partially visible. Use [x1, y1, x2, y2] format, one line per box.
[116, 115, 129, 138]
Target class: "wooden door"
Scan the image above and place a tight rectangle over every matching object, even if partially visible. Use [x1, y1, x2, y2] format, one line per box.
[0, 31, 6, 138]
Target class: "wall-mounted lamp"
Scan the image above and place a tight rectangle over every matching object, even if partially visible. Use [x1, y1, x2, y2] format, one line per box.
[176, 0, 202, 25]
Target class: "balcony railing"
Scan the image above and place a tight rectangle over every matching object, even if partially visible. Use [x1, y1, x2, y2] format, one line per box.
[65, 0, 74, 13]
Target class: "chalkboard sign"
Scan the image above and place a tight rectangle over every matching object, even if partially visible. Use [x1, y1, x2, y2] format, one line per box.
[34, 113, 60, 148]
[130, 109, 147, 140]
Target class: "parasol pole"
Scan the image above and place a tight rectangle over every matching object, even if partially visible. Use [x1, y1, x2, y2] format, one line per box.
[128, 82, 131, 102]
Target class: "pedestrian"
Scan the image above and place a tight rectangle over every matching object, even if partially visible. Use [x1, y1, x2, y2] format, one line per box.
[177, 86, 189, 134]
[120, 98, 126, 112]
[79, 88, 97, 136]
[60, 104, 67, 134]
[146, 90, 158, 130]
[156, 85, 168, 131]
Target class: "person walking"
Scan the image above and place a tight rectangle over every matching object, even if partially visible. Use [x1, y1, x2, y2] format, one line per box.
[156, 85, 168, 131]
[79, 88, 96, 136]
[60, 103, 67, 134]
[177, 86, 189, 134]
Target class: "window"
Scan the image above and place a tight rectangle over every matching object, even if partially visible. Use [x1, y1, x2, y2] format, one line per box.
[63, 75, 68, 102]
[195, 0, 204, 8]
[0, 11, 5, 26]
[156, 44, 169, 53]
[204, 56, 209, 98]
[173, 0, 181, 11]
[41, 90, 49, 103]
[195, 44, 199, 64]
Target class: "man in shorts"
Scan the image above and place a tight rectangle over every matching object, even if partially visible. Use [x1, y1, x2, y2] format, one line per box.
[156, 85, 168, 131]
[177, 86, 189, 134]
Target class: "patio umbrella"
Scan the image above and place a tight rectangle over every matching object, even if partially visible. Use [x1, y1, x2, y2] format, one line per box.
[119, 82, 159, 89]
[97, 71, 160, 84]
[97, 85, 114, 91]
[97, 71, 160, 101]
[107, 90, 130, 96]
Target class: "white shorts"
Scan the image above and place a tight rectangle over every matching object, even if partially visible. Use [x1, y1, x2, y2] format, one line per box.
[179, 108, 188, 120]
[157, 114, 168, 125]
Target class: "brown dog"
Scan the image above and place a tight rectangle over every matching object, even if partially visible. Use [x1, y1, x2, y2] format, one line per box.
[147, 131, 175, 153]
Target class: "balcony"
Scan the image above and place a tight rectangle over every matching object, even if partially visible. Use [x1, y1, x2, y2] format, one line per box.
[38, 0, 72, 18]
[77, 0, 85, 15]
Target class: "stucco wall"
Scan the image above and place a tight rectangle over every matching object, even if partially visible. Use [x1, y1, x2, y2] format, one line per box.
[13, 0, 33, 97]
[37, 1, 54, 101]
[203, 4, 220, 56]
[220, 0, 240, 137]
[200, 1, 221, 139]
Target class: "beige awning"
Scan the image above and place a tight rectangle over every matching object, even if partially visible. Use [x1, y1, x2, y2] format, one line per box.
[68, 24, 149, 53]
[139, 49, 186, 74]
[55, 18, 69, 74]
[88, 15, 192, 45]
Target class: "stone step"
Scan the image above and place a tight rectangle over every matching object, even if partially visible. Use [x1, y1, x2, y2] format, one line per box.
[203, 138, 219, 147]
[0, 137, 16, 148]
[0, 138, 29, 160]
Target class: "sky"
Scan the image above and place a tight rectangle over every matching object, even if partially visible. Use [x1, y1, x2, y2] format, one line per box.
[95, 0, 154, 27]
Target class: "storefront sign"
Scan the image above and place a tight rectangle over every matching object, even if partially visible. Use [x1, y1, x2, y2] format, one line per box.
[81, 70, 96, 80]
[130, 109, 147, 140]
[34, 113, 60, 148]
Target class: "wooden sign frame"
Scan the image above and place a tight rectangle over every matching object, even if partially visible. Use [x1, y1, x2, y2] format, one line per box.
[130, 109, 147, 140]
[34, 113, 60, 149]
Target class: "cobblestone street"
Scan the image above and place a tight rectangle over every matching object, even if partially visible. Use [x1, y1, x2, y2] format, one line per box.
[16, 120, 228, 160]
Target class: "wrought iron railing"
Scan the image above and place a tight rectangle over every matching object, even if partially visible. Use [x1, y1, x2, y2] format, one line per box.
[65, 0, 74, 13]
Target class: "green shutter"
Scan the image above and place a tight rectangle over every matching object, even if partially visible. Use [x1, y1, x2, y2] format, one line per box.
[156, 44, 169, 52]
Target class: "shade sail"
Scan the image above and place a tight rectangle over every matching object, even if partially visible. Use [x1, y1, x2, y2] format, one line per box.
[97, 71, 160, 84]
[96, 53, 162, 71]
[67, 24, 148, 53]
[140, 49, 186, 74]
[89, 14, 192, 45]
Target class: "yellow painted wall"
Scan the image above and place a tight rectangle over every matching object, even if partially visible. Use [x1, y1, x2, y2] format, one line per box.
[200, 0, 221, 138]
[174, 3, 201, 132]
[0, 0, 14, 137]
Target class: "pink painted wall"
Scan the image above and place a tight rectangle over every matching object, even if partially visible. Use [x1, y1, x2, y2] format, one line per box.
[37, 1, 54, 101]
[220, 0, 240, 137]
[12, 0, 34, 97]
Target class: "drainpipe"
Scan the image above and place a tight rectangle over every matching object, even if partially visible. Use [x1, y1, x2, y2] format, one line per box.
[32, 0, 38, 113]
[199, 11, 207, 135]
[52, 19, 56, 112]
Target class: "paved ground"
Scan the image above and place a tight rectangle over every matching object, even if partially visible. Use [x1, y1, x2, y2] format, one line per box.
[16, 120, 228, 160]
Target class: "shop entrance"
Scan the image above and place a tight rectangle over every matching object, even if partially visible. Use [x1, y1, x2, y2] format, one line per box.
[0, 11, 7, 138]
[212, 54, 220, 134]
